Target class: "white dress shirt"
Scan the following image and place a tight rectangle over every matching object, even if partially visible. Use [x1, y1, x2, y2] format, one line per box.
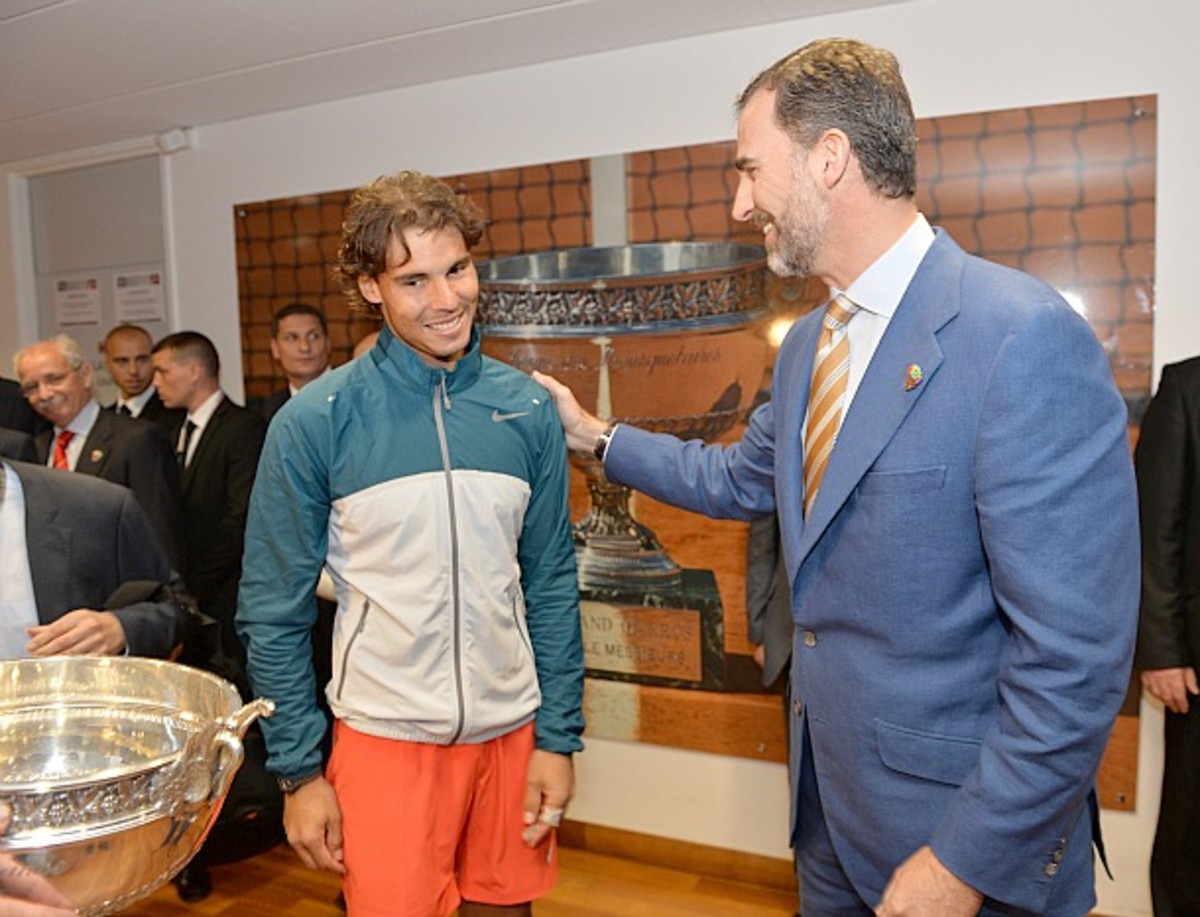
[0, 463, 39, 659]
[836, 213, 936, 413]
[178, 389, 224, 468]
[115, 385, 159, 418]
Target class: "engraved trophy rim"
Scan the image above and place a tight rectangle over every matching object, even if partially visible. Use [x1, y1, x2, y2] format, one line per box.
[477, 241, 768, 333]
[477, 241, 766, 284]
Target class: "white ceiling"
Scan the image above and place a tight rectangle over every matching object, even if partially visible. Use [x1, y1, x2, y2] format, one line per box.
[0, 0, 908, 167]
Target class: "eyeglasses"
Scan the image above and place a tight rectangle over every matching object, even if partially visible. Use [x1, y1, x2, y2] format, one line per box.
[19, 367, 77, 397]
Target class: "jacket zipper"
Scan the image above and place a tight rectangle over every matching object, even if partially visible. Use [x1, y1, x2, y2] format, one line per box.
[335, 597, 371, 701]
[434, 376, 466, 743]
[512, 593, 533, 660]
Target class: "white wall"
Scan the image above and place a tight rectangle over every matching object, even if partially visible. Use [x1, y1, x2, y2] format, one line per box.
[2, 0, 1196, 912]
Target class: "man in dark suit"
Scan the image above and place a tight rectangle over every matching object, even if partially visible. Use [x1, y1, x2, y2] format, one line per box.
[1, 459, 187, 660]
[14, 335, 185, 571]
[1135, 356, 1200, 917]
[101, 323, 185, 434]
[536, 38, 1137, 916]
[151, 330, 272, 903]
[745, 514, 793, 689]
[151, 331, 266, 664]
[248, 303, 331, 423]
[0, 376, 49, 435]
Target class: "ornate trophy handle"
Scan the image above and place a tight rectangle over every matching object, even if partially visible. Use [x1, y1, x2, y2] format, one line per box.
[208, 731, 244, 801]
[224, 697, 275, 737]
[209, 698, 275, 800]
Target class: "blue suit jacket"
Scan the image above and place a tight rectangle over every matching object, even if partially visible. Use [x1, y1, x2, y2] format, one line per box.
[606, 231, 1138, 913]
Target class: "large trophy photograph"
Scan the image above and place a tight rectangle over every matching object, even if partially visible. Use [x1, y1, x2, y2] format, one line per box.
[479, 241, 770, 692]
[0, 657, 272, 915]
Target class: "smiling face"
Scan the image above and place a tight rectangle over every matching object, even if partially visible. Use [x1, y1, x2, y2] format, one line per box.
[270, 313, 330, 387]
[16, 341, 93, 428]
[733, 88, 830, 279]
[356, 227, 479, 369]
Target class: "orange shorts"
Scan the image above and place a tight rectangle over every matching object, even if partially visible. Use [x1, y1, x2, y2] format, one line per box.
[327, 720, 556, 917]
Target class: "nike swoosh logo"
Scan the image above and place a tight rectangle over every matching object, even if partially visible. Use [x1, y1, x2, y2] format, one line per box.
[492, 409, 529, 422]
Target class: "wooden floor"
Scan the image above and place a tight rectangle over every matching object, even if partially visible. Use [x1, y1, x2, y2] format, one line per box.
[121, 843, 799, 916]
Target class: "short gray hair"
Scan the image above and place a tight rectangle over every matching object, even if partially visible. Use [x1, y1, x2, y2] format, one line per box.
[13, 334, 85, 375]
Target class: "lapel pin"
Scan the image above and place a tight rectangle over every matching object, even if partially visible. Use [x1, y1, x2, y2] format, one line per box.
[89, 448, 105, 463]
[903, 364, 923, 391]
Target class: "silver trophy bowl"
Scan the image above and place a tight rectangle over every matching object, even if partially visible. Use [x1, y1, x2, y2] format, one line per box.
[478, 242, 769, 591]
[0, 657, 274, 915]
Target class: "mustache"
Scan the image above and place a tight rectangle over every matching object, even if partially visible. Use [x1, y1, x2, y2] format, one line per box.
[750, 211, 774, 231]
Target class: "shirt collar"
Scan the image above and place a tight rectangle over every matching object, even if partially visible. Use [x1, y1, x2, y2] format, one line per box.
[187, 389, 225, 430]
[288, 366, 330, 397]
[374, 325, 482, 393]
[60, 398, 101, 437]
[839, 213, 935, 318]
[119, 386, 157, 414]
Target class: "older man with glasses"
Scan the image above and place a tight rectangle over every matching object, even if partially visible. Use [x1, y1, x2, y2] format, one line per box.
[14, 335, 184, 572]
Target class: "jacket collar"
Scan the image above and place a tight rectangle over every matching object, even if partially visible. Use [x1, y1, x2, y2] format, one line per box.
[373, 324, 482, 393]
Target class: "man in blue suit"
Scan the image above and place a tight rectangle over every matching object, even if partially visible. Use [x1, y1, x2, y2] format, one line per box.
[536, 38, 1138, 916]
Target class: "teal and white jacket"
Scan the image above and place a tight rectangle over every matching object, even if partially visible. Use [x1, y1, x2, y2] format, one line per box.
[236, 326, 585, 782]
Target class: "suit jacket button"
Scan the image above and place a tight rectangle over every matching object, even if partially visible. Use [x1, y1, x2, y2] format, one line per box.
[803, 630, 817, 648]
[1044, 862, 1059, 877]
[792, 699, 804, 718]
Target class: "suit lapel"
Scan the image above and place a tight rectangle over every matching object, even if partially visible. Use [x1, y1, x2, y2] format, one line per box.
[32, 430, 51, 465]
[774, 311, 822, 546]
[76, 410, 115, 476]
[183, 398, 225, 493]
[16, 466, 70, 618]
[794, 233, 964, 565]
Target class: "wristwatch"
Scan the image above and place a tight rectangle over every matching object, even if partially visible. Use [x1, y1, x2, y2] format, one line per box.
[593, 423, 617, 462]
[276, 772, 322, 794]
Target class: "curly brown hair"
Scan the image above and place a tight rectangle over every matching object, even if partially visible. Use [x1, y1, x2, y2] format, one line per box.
[335, 171, 487, 312]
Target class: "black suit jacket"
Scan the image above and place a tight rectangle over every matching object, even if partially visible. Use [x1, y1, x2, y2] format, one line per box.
[34, 407, 185, 572]
[181, 397, 267, 656]
[8, 460, 186, 657]
[248, 388, 290, 424]
[1135, 356, 1200, 672]
[0, 376, 49, 435]
[107, 389, 186, 438]
[745, 514, 794, 687]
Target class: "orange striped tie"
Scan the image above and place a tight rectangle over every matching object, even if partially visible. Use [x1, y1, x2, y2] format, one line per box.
[803, 294, 859, 517]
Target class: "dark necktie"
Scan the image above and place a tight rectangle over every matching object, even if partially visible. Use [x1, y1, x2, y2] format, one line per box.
[177, 420, 197, 467]
[117, 403, 132, 416]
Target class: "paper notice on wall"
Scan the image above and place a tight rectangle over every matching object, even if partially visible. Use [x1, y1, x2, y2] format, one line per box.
[113, 271, 166, 323]
[52, 276, 102, 327]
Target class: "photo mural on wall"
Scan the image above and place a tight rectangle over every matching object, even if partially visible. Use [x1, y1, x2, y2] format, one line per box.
[235, 95, 1155, 811]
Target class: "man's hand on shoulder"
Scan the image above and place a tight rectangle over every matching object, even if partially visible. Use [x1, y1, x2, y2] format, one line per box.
[876, 845, 983, 917]
[531, 371, 609, 453]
